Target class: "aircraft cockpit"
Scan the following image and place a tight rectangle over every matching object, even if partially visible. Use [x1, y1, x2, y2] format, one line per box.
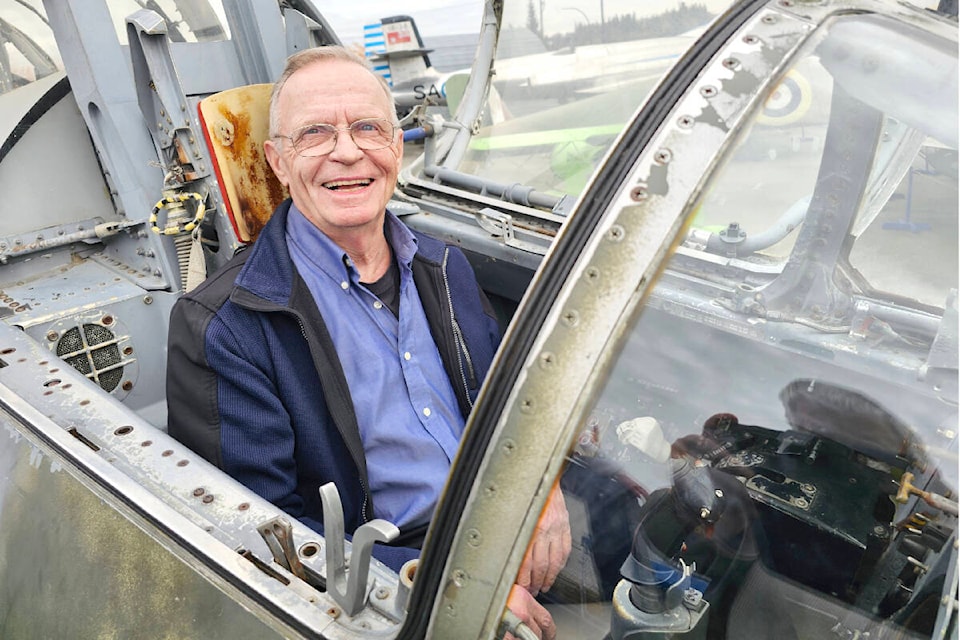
[0, 0, 955, 638]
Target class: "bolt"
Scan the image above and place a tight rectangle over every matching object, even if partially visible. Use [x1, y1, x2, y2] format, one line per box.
[682, 589, 703, 608]
[375, 587, 390, 600]
[743, 35, 760, 45]
[143, 295, 154, 305]
[539, 352, 556, 368]
[795, 497, 809, 508]
[193, 487, 205, 497]
[722, 58, 741, 70]
[46, 331, 58, 342]
[466, 529, 482, 547]
[326, 606, 341, 619]
[630, 185, 648, 201]
[677, 115, 694, 128]
[654, 149, 673, 164]
[608, 225, 625, 241]
[715, 489, 724, 498]
[700, 85, 718, 98]
[700, 507, 711, 519]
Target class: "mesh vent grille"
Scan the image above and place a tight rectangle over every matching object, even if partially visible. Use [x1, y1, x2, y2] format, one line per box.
[56, 324, 124, 392]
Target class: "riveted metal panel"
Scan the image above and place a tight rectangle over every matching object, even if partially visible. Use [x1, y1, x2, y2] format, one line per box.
[0, 415, 286, 639]
[428, 2, 822, 636]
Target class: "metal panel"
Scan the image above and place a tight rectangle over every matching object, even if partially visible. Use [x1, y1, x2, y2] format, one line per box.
[0, 321, 407, 639]
[0, 414, 285, 639]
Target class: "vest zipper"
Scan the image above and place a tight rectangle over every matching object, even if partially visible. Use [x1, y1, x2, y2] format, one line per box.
[294, 314, 371, 523]
[441, 249, 477, 408]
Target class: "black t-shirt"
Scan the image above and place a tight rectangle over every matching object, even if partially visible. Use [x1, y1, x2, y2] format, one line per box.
[362, 256, 401, 318]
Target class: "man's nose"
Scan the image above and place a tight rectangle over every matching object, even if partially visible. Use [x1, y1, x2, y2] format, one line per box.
[328, 128, 364, 160]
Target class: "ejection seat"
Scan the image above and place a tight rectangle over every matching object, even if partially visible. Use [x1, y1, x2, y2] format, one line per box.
[197, 83, 287, 244]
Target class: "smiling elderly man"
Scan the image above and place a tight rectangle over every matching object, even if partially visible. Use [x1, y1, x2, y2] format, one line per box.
[166, 46, 569, 638]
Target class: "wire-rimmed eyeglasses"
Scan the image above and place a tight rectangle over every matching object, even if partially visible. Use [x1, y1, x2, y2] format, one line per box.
[276, 118, 399, 157]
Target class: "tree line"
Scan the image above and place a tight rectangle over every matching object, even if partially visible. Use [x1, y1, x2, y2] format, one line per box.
[527, 2, 713, 48]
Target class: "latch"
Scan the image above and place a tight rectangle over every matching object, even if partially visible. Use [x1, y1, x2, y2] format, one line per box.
[257, 517, 308, 582]
[476, 208, 548, 255]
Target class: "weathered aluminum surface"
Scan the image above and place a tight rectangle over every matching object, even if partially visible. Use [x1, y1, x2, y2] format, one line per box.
[0, 322, 406, 639]
[0, 411, 285, 639]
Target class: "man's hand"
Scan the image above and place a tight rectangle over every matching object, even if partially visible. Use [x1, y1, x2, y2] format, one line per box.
[516, 483, 571, 595]
[505, 584, 556, 640]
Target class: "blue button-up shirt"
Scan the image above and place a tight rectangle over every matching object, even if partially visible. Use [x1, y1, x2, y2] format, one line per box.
[286, 206, 464, 529]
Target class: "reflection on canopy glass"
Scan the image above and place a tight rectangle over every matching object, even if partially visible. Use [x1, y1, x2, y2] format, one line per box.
[457, 1, 724, 198]
[538, 12, 958, 639]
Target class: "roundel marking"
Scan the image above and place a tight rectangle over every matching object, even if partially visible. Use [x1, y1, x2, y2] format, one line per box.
[758, 70, 812, 126]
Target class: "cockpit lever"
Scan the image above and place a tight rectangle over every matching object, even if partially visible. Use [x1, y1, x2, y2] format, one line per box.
[319, 482, 400, 616]
[257, 516, 308, 582]
[896, 472, 959, 516]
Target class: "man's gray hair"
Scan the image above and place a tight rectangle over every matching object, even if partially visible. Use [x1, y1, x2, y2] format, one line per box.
[268, 45, 397, 138]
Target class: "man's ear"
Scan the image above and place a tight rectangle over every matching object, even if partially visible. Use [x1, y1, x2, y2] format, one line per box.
[264, 139, 288, 186]
[393, 131, 404, 169]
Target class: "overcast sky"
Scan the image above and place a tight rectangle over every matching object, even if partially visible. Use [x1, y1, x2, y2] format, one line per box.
[317, 0, 734, 44]
[317, 1, 482, 44]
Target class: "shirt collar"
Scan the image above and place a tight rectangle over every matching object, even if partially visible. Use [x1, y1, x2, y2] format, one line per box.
[285, 204, 418, 283]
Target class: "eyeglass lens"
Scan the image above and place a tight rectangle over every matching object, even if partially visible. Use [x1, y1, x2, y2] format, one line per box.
[293, 119, 395, 156]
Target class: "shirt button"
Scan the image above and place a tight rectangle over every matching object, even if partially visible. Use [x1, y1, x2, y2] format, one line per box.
[423, 407, 431, 417]
[373, 301, 383, 310]
[340, 281, 349, 290]
[404, 352, 411, 361]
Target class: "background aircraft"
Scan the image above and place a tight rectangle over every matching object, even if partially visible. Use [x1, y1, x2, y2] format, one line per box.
[363, 14, 695, 116]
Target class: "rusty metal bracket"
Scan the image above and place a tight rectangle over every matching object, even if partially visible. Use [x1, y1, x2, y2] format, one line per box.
[256, 516, 307, 582]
